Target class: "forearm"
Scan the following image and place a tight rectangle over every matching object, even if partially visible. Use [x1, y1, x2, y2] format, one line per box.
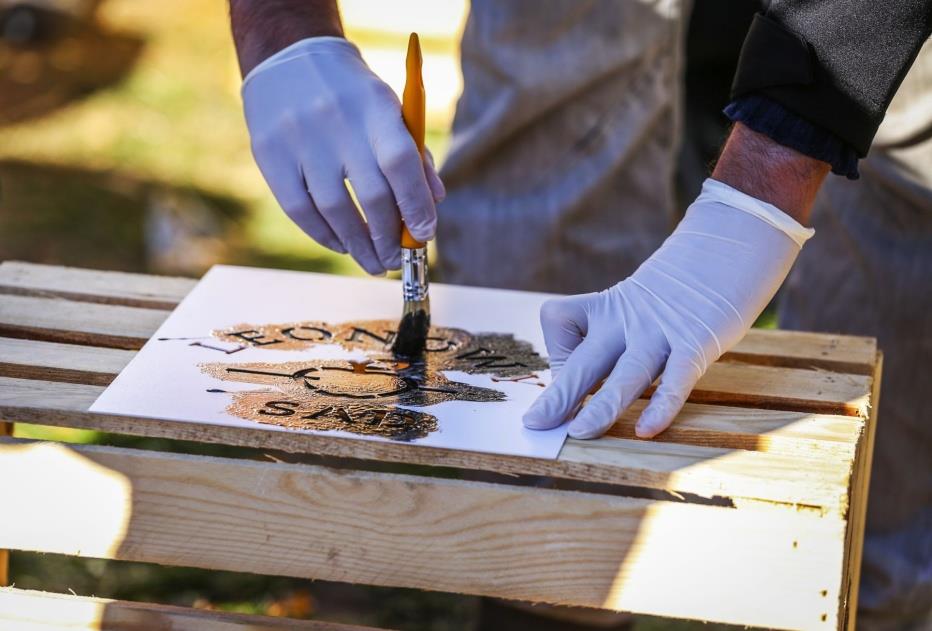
[229, 0, 344, 76]
[712, 122, 829, 226]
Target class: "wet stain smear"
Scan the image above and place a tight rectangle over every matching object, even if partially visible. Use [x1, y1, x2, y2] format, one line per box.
[200, 319, 547, 441]
[213, 319, 548, 378]
[200, 358, 506, 441]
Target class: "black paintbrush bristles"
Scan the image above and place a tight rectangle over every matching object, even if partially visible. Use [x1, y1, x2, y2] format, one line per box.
[392, 299, 430, 357]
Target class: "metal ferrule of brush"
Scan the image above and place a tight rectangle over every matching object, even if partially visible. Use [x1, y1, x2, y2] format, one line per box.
[400, 246, 429, 302]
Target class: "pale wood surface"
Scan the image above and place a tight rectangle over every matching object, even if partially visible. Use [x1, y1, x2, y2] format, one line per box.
[0, 261, 883, 631]
[841, 355, 882, 631]
[0, 261, 193, 310]
[0, 294, 874, 415]
[0, 439, 846, 630]
[0, 335, 866, 459]
[0, 376, 857, 512]
[0, 261, 878, 372]
[0, 337, 134, 386]
[0, 294, 167, 350]
[0, 588, 387, 631]
[0, 419, 7, 587]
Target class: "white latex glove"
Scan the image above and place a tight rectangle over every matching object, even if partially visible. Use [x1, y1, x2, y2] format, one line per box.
[242, 37, 445, 275]
[523, 178, 814, 439]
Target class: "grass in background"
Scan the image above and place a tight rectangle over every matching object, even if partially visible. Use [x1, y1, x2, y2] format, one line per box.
[0, 0, 454, 279]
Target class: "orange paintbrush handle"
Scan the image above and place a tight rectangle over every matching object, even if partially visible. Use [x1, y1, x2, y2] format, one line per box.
[401, 32, 426, 250]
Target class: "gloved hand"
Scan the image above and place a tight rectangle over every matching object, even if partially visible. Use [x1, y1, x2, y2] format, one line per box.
[241, 37, 445, 275]
[523, 178, 814, 439]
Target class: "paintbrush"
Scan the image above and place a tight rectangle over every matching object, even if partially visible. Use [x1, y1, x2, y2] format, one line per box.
[392, 32, 431, 358]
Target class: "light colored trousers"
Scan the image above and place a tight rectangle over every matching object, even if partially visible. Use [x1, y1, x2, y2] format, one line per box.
[437, 2, 932, 628]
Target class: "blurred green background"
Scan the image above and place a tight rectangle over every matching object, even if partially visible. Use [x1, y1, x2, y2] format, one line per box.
[0, 0, 461, 278]
[1, 1, 744, 629]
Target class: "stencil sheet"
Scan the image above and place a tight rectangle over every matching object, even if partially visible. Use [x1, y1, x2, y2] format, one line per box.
[91, 265, 568, 459]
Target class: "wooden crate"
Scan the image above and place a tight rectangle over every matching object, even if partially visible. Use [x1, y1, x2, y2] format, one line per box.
[0, 261, 881, 631]
[0, 587, 384, 631]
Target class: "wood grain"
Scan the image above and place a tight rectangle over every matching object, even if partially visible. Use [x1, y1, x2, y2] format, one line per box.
[0, 419, 7, 586]
[0, 294, 166, 350]
[0, 262, 883, 630]
[0, 337, 134, 386]
[0, 261, 193, 310]
[0, 377, 856, 512]
[0, 439, 846, 630]
[0, 336, 865, 457]
[841, 354, 882, 631]
[0, 292, 874, 415]
[0, 261, 878, 372]
[726, 329, 877, 375]
[0, 588, 387, 630]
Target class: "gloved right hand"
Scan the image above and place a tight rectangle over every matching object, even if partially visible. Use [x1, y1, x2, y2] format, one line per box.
[242, 37, 445, 275]
[523, 178, 815, 440]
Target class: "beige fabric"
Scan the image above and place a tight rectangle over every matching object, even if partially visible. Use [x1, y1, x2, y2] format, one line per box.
[437, 0, 687, 293]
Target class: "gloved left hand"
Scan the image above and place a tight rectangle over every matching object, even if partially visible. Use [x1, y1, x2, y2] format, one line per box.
[522, 178, 815, 439]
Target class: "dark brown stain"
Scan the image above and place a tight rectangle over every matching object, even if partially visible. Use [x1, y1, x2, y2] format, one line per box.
[198, 319, 548, 441]
[200, 358, 507, 441]
[213, 319, 548, 378]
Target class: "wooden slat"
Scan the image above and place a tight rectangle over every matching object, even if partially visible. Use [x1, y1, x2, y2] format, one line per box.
[0, 337, 864, 460]
[0, 419, 7, 587]
[0, 261, 878, 372]
[609, 400, 860, 459]
[0, 588, 385, 631]
[726, 330, 877, 375]
[0, 377, 856, 512]
[0, 294, 166, 350]
[0, 337, 134, 386]
[0, 261, 193, 310]
[841, 354, 882, 631]
[677, 363, 871, 417]
[0, 439, 847, 630]
[0, 295, 874, 415]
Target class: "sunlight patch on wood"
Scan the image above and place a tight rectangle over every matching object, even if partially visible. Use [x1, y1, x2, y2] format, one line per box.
[0, 441, 132, 559]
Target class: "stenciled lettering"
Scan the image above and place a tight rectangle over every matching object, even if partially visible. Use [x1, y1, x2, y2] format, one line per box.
[258, 400, 298, 416]
[228, 329, 283, 346]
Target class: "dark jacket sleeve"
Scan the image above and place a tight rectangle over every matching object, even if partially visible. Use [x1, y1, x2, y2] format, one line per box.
[731, 1, 932, 158]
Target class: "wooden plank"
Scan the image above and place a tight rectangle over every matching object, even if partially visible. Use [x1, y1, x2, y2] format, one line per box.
[0, 261, 193, 310]
[0, 439, 847, 630]
[0, 337, 134, 386]
[673, 363, 871, 418]
[841, 354, 882, 631]
[0, 294, 166, 350]
[608, 400, 860, 459]
[0, 337, 864, 460]
[0, 377, 855, 512]
[0, 297, 874, 415]
[0, 420, 7, 587]
[726, 330, 877, 375]
[0, 261, 878, 372]
[0, 588, 385, 631]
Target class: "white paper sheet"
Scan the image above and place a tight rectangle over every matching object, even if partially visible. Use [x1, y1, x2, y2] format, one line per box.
[90, 265, 568, 459]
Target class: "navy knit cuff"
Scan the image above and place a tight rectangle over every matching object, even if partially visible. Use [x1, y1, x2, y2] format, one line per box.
[724, 94, 860, 180]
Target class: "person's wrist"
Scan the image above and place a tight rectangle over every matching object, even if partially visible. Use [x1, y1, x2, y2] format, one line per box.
[230, 0, 344, 77]
[697, 178, 815, 248]
[712, 122, 829, 226]
[241, 37, 360, 87]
